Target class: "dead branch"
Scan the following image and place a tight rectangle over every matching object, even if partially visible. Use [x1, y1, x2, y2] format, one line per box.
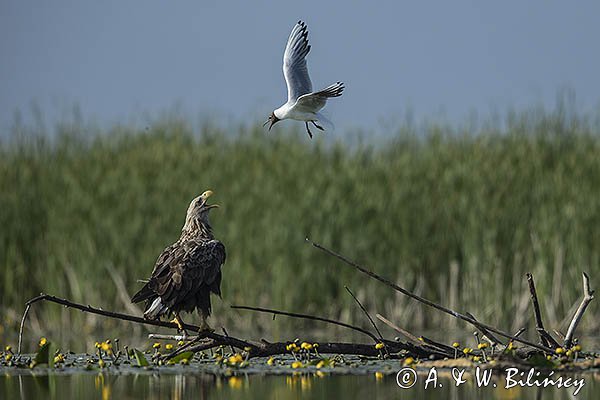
[344, 286, 385, 342]
[230, 304, 379, 342]
[18, 293, 257, 354]
[376, 314, 421, 344]
[564, 272, 595, 348]
[526, 272, 560, 348]
[465, 312, 503, 346]
[376, 314, 453, 358]
[307, 238, 554, 353]
[167, 340, 415, 360]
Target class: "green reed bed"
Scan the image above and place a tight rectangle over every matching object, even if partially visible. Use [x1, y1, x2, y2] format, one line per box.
[1, 110, 599, 347]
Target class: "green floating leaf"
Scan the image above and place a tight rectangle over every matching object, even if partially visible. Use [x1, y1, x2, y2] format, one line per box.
[528, 353, 556, 368]
[33, 341, 55, 368]
[167, 351, 194, 365]
[133, 348, 149, 367]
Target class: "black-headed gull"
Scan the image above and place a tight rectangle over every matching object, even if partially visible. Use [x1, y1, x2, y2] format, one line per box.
[265, 21, 344, 138]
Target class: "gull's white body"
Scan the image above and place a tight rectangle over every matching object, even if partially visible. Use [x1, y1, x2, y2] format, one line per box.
[267, 21, 344, 137]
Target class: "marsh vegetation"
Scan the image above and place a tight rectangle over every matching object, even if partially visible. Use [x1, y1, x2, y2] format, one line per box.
[1, 106, 599, 347]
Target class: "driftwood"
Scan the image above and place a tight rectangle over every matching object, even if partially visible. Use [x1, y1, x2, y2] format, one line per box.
[564, 272, 595, 348]
[16, 239, 595, 367]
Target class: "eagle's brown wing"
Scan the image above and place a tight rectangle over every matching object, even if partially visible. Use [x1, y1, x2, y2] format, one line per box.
[131, 239, 226, 316]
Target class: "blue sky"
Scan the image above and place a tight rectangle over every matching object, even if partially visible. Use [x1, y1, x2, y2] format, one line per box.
[1, 1, 599, 134]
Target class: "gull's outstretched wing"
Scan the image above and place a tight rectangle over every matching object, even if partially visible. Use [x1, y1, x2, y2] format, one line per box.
[295, 82, 345, 112]
[283, 21, 312, 103]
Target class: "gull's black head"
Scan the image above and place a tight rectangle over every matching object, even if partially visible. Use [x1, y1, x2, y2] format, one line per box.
[263, 112, 281, 131]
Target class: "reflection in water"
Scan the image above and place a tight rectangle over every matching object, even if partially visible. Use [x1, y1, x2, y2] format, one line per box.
[1, 372, 599, 399]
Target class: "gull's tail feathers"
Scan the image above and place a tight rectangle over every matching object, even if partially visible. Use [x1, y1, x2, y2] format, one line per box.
[315, 111, 335, 132]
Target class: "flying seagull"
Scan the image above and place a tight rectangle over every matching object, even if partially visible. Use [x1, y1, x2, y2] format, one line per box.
[131, 190, 226, 335]
[265, 20, 344, 138]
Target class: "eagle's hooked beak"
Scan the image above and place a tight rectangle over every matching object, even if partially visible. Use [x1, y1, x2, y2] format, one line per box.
[199, 190, 219, 209]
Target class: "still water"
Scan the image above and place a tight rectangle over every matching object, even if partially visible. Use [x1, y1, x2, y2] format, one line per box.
[2, 369, 599, 400]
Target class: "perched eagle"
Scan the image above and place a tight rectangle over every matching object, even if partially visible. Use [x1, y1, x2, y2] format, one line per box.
[131, 190, 226, 333]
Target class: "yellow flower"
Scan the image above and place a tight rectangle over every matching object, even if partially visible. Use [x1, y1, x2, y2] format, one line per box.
[546, 355, 552, 361]
[152, 343, 161, 349]
[301, 342, 313, 350]
[94, 342, 101, 349]
[477, 343, 488, 350]
[165, 344, 174, 350]
[452, 342, 460, 348]
[5, 354, 12, 362]
[555, 347, 564, 354]
[5, 345, 12, 352]
[403, 357, 415, 366]
[572, 345, 582, 352]
[228, 354, 243, 365]
[375, 342, 385, 350]
[98, 359, 105, 368]
[101, 342, 112, 353]
[507, 342, 514, 351]
[316, 360, 326, 369]
[54, 354, 65, 364]
[291, 361, 303, 369]
[462, 347, 472, 355]
[39, 337, 47, 346]
[177, 341, 185, 346]
[565, 350, 572, 357]
[267, 357, 275, 366]
[472, 356, 481, 362]
[375, 371, 384, 380]
[286, 343, 299, 352]
[180, 358, 190, 365]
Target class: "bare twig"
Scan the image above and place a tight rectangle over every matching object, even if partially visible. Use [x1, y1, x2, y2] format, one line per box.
[17, 303, 31, 354]
[148, 334, 199, 341]
[231, 304, 379, 342]
[307, 238, 554, 353]
[344, 286, 384, 342]
[222, 327, 236, 354]
[564, 272, 595, 348]
[465, 312, 503, 346]
[375, 314, 452, 358]
[376, 314, 421, 344]
[526, 272, 560, 348]
[18, 293, 257, 353]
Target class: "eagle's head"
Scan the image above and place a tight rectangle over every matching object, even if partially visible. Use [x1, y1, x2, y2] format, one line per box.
[182, 190, 220, 237]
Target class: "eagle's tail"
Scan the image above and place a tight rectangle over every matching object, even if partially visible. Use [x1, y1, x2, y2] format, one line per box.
[144, 297, 167, 320]
[131, 284, 154, 304]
